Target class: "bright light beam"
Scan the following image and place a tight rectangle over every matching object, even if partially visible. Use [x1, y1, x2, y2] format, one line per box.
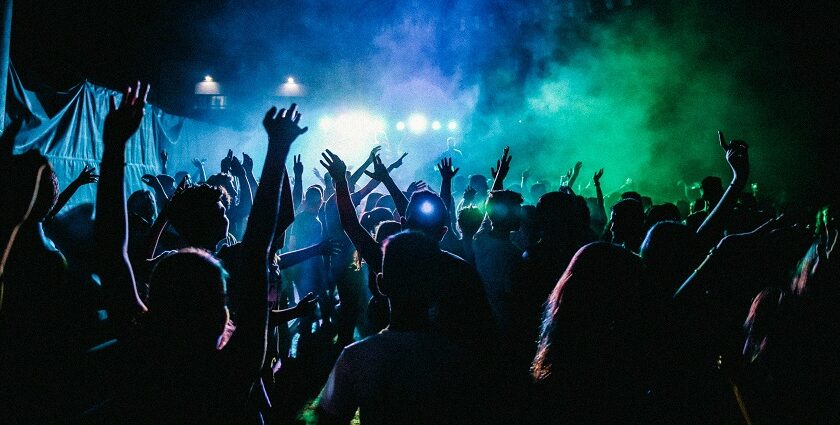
[408, 114, 428, 134]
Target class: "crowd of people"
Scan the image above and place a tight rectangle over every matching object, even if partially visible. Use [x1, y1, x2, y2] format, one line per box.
[0, 83, 837, 424]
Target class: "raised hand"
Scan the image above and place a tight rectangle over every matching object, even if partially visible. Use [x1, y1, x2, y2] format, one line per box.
[490, 146, 512, 181]
[369, 145, 382, 161]
[318, 239, 343, 257]
[221, 150, 233, 174]
[365, 155, 391, 181]
[574, 161, 583, 173]
[175, 174, 191, 194]
[437, 157, 459, 181]
[141, 174, 161, 188]
[104, 81, 150, 146]
[293, 154, 304, 176]
[230, 155, 245, 176]
[319, 149, 347, 181]
[292, 292, 318, 318]
[387, 152, 408, 171]
[463, 185, 477, 204]
[593, 168, 604, 185]
[74, 165, 99, 186]
[159, 149, 168, 164]
[522, 168, 531, 181]
[263, 103, 308, 146]
[242, 153, 254, 173]
[192, 158, 206, 168]
[406, 180, 427, 194]
[718, 131, 749, 181]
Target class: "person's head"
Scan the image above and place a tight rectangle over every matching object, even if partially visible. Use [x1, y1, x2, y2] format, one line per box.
[486, 190, 524, 233]
[3, 150, 59, 226]
[446, 137, 456, 150]
[174, 171, 191, 186]
[610, 199, 645, 251]
[535, 191, 589, 242]
[128, 190, 157, 223]
[402, 190, 448, 241]
[374, 220, 402, 244]
[303, 185, 323, 212]
[644, 203, 681, 233]
[361, 207, 395, 234]
[532, 242, 644, 380]
[675, 200, 690, 220]
[457, 206, 483, 236]
[379, 231, 443, 318]
[640, 196, 652, 212]
[364, 192, 384, 213]
[621, 191, 642, 204]
[701, 176, 723, 205]
[206, 173, 238, 202]
[469, 174, 489, 195]
[640, 221, 699, 298]
[157, 174, 177, 199]
[530, 183, 547, 202]
[146, 249, 229, 351]
[375, 194, 396, 213]
[168, 184, 229, 249]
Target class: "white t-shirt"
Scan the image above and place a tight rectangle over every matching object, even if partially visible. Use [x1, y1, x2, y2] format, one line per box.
[319, 329, 471, 424]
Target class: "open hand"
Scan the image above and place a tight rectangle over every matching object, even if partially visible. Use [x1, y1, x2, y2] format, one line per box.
[369, 145, 382, 161]
[319, 149, 347, 181]
[221, 150, 233, 174]
[74, 165, 99, 186]
[463, 185, 477, 203]
[104, 81, 150, 146]
[437, 157, 459, 181]
[192, 158, 206, 169]
[406, 180, 427, 194]
[141, 174, 161, 189]
[230, 155, 245, 176]
[490, 146, 512, 181]
[263, 103, 308, 146]
[364, 155, 391, 181]
[593, 168, 604, 185]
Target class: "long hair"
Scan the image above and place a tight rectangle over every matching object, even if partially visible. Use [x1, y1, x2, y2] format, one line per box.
[532, 242, 643, 381]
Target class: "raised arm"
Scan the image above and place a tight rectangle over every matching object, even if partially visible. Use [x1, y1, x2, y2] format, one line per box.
[350, 177, 381, 207]
[278, 239, 341, 270]
[695, 131, 750, 251]
[490, 146, 512, 191]
[270, 168, 295, 252]
[365, 155, 409, 217]
[159, 149, 168, 175]
[567, 161, 583, 188]
[321, 150, 383, 272]
[95, 82, 150, 325]
[234, 104, 307, 376]
[229, 155, 254, 221]
[292, 154, 304, 209]
[192, 158, 207, 183]
[47, 164, 98, 220]
[141, 174, 169, 213]
[593, 168, 606, 216]
[349, 145, 381, 187]
[242, 152, 258, 197]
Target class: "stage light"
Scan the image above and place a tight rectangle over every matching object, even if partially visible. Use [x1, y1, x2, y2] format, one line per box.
[277, 76, 304, 97]
[396, 121, 406, 131]
[373, 119, 386, 132]
[447, 121, 458, 131]
[287, 77, 295, 84]
[195, 76, 222, 95]
[407, 114, 428, 134]
[204, 75, 213, 82]
[431, 121, 442, 130]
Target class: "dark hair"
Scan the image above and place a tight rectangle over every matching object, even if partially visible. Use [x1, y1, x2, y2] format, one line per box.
[5, 150, 59, 222]
[532, 242, 643, 380]
[404, 190, 448, 235]
[168, 184, 227, 245]
[457, 206, 484, 236]
[361, 207, 395, 234]
[380, 231, 442, 304]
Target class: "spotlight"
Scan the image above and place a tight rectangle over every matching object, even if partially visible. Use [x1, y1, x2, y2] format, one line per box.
[431, 121, 442, 130]
[447, 120, 458, 131]
[396, 121, 406, 131]
[287, 77, 295, 84]
[407, 114, 428, 134]
[204, 75, 213, 82]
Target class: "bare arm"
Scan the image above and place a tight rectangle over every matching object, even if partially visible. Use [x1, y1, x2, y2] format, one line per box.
[95, 82, 150, 327]
[567, 161, 583, 188]
[192, 158, 207, 183]
[47, 165, 98, 220]
[292, 154, 304, 209]
[278, 239, 339, 270]
[696, 132, 750, 251]
[321, 150, 383, 272]
[490, 146, 512, 191]
[351, 177, 381, 207]
[349, 145, 381, 187]
[365, 155, 408, 217]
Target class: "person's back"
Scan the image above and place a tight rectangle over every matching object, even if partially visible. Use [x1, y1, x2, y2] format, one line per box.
[320, 329, 468, 424]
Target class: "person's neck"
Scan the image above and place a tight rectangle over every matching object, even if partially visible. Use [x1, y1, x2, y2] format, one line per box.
[387, 305, 432, 332]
